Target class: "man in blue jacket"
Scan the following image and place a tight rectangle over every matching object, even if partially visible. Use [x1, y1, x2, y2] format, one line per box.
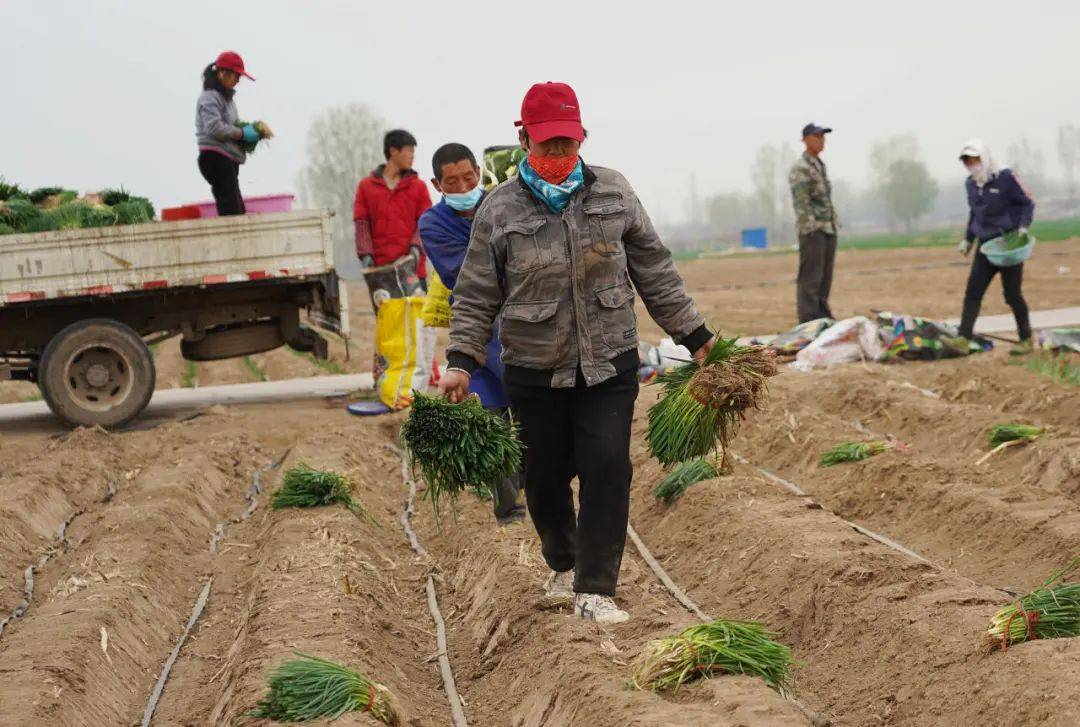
[957, 139, 1034, 352]
[419, 143, 526, 524]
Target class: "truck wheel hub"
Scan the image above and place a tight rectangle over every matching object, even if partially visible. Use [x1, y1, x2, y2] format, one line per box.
[64, 345, 134, 410]
[85, 364, 111, 387]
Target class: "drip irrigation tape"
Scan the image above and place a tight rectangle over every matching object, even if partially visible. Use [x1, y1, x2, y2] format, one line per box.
[140, 578, 213, 727]
[394, 438, 467, 727]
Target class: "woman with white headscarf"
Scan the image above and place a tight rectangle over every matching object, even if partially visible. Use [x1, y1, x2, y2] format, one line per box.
[957, 139, 1035, 353]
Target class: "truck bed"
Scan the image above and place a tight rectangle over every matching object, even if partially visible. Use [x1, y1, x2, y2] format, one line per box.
[0, 210, 335, 306]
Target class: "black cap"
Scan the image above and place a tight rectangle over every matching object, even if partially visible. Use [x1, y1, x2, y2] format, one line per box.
[802, 123, 833, 138]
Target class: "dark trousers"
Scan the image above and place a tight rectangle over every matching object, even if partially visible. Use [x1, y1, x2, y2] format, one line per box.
[959, 247, 1031, 341]
[488, 407, 526, 523]
[506, 368, 638, 596]
[797, 231, 837, 323]
[198, 151, 246, 216]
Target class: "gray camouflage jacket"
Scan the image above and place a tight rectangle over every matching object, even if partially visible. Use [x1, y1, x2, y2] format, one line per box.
[789, 152, 837, 236]
[446, 164, 709, 389]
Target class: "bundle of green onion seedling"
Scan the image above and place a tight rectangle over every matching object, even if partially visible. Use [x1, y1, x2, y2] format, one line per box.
[272, 463, 374, 524]
[246, 652, 402, 724]
[646, 337, 777, 468]
[988, 423, 1045, 448]
[631, 619, 793, 694]
[818, 440, 891, 467]
[235, 120, 275, 153]
[987, 557, 1080, 652]
[400, 392, 522, 520]
[653, 456, 720, 503]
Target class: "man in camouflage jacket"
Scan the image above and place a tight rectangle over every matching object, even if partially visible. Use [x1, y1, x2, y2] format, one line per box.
[789, 123, 839, 323]
[440, 82, 712, 625]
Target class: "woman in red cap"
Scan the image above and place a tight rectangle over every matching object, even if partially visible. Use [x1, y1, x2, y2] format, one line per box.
[442, 82, 713, 624]
[195, 51, 262, 215]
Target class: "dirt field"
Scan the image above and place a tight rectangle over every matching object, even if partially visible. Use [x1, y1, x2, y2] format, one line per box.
[0, 241, 1078, 725]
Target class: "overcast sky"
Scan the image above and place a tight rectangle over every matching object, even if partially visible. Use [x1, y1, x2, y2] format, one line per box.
[5, 0, 1080, 225]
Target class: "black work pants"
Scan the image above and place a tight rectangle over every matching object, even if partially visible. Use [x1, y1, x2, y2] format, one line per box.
[488, 407, 526, 523]
[959, 247, 1031, 341]
[506, 368, 638, 596]
[198, 151, 246, 216]
[797, 231, 837, 323]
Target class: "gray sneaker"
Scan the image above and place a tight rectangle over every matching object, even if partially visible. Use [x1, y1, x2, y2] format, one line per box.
[543, 569, 575, 604]
[574, 593, 630, 624]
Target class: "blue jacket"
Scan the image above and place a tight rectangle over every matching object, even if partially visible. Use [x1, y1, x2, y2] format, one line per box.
[965, 169, 1035, 243]
[419, 197, 508, 408]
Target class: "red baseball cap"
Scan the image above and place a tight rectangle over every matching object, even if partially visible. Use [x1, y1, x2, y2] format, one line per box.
[515, 82, 584, 143]
[215, 50, 255, 81]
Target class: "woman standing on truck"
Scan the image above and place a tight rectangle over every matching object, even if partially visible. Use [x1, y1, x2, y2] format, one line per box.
[195, 51, 262, 216]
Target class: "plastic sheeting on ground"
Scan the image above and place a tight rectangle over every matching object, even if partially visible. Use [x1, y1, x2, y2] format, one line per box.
[877, 312, 988, 360]
[754, 318, 834, 355]
[1038, 328, 1080, 353]
[790, 316, 885, 372]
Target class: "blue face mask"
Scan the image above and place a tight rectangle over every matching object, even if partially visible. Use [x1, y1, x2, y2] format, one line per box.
[444, 185, 483, 212]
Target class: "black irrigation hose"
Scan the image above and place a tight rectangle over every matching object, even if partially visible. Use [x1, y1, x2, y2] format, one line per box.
[390, 442, 468, 727]
[728, 452, 1020, 598]
[210, 449, 290, 553]
[140, 578, 213, 727]
[0, 478, 118, 640]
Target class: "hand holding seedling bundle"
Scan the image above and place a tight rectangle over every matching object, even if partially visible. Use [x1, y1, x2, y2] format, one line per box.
[235, 120, 274, 153]
[647, 336, 778, 467]
[401, 392, 522, 520]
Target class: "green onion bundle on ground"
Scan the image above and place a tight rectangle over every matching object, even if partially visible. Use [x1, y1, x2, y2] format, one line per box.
[401, 392, 522, 521]
[988, 423, 1045, 448]
[272, 463, 374, 524]
[631, 619, 793, 694]
[987, 558, 1080, 652]
[978, 423, 1046, 465]
[653, 456, 721, 503]
[246, 652, 402, 724]
[646, 337, 778, 467]
[818, 440, 891, 467]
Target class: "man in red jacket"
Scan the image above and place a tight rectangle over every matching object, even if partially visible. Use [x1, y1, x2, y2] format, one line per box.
[354, 129, 433, 278]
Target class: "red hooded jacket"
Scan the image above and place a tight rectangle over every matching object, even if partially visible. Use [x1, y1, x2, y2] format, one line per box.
[353, 165, 432, 276]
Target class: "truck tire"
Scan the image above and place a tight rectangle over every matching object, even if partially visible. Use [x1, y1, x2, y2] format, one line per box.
[39, 319, 155, 429]
[181, 321, 283, 361]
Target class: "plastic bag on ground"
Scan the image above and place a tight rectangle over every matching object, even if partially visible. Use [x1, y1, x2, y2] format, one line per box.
[877, 311, 988, 359]
[1038, 328, 1080, 353]
[756, 318, 834, 356]
[657, 338, 692, 371]
[790, 316, 884, 372]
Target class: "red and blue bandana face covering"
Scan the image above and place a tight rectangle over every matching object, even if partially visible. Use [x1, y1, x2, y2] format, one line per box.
[527, 154, 579, 184]
[519, 156, 584, 213]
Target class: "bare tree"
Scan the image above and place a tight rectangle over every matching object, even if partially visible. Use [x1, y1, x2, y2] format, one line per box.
[750, 143, 796, 243]
[1057, 125, 1080, 210]
[296, 103, 386, 278]
[1007, 137, 1047, 197]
